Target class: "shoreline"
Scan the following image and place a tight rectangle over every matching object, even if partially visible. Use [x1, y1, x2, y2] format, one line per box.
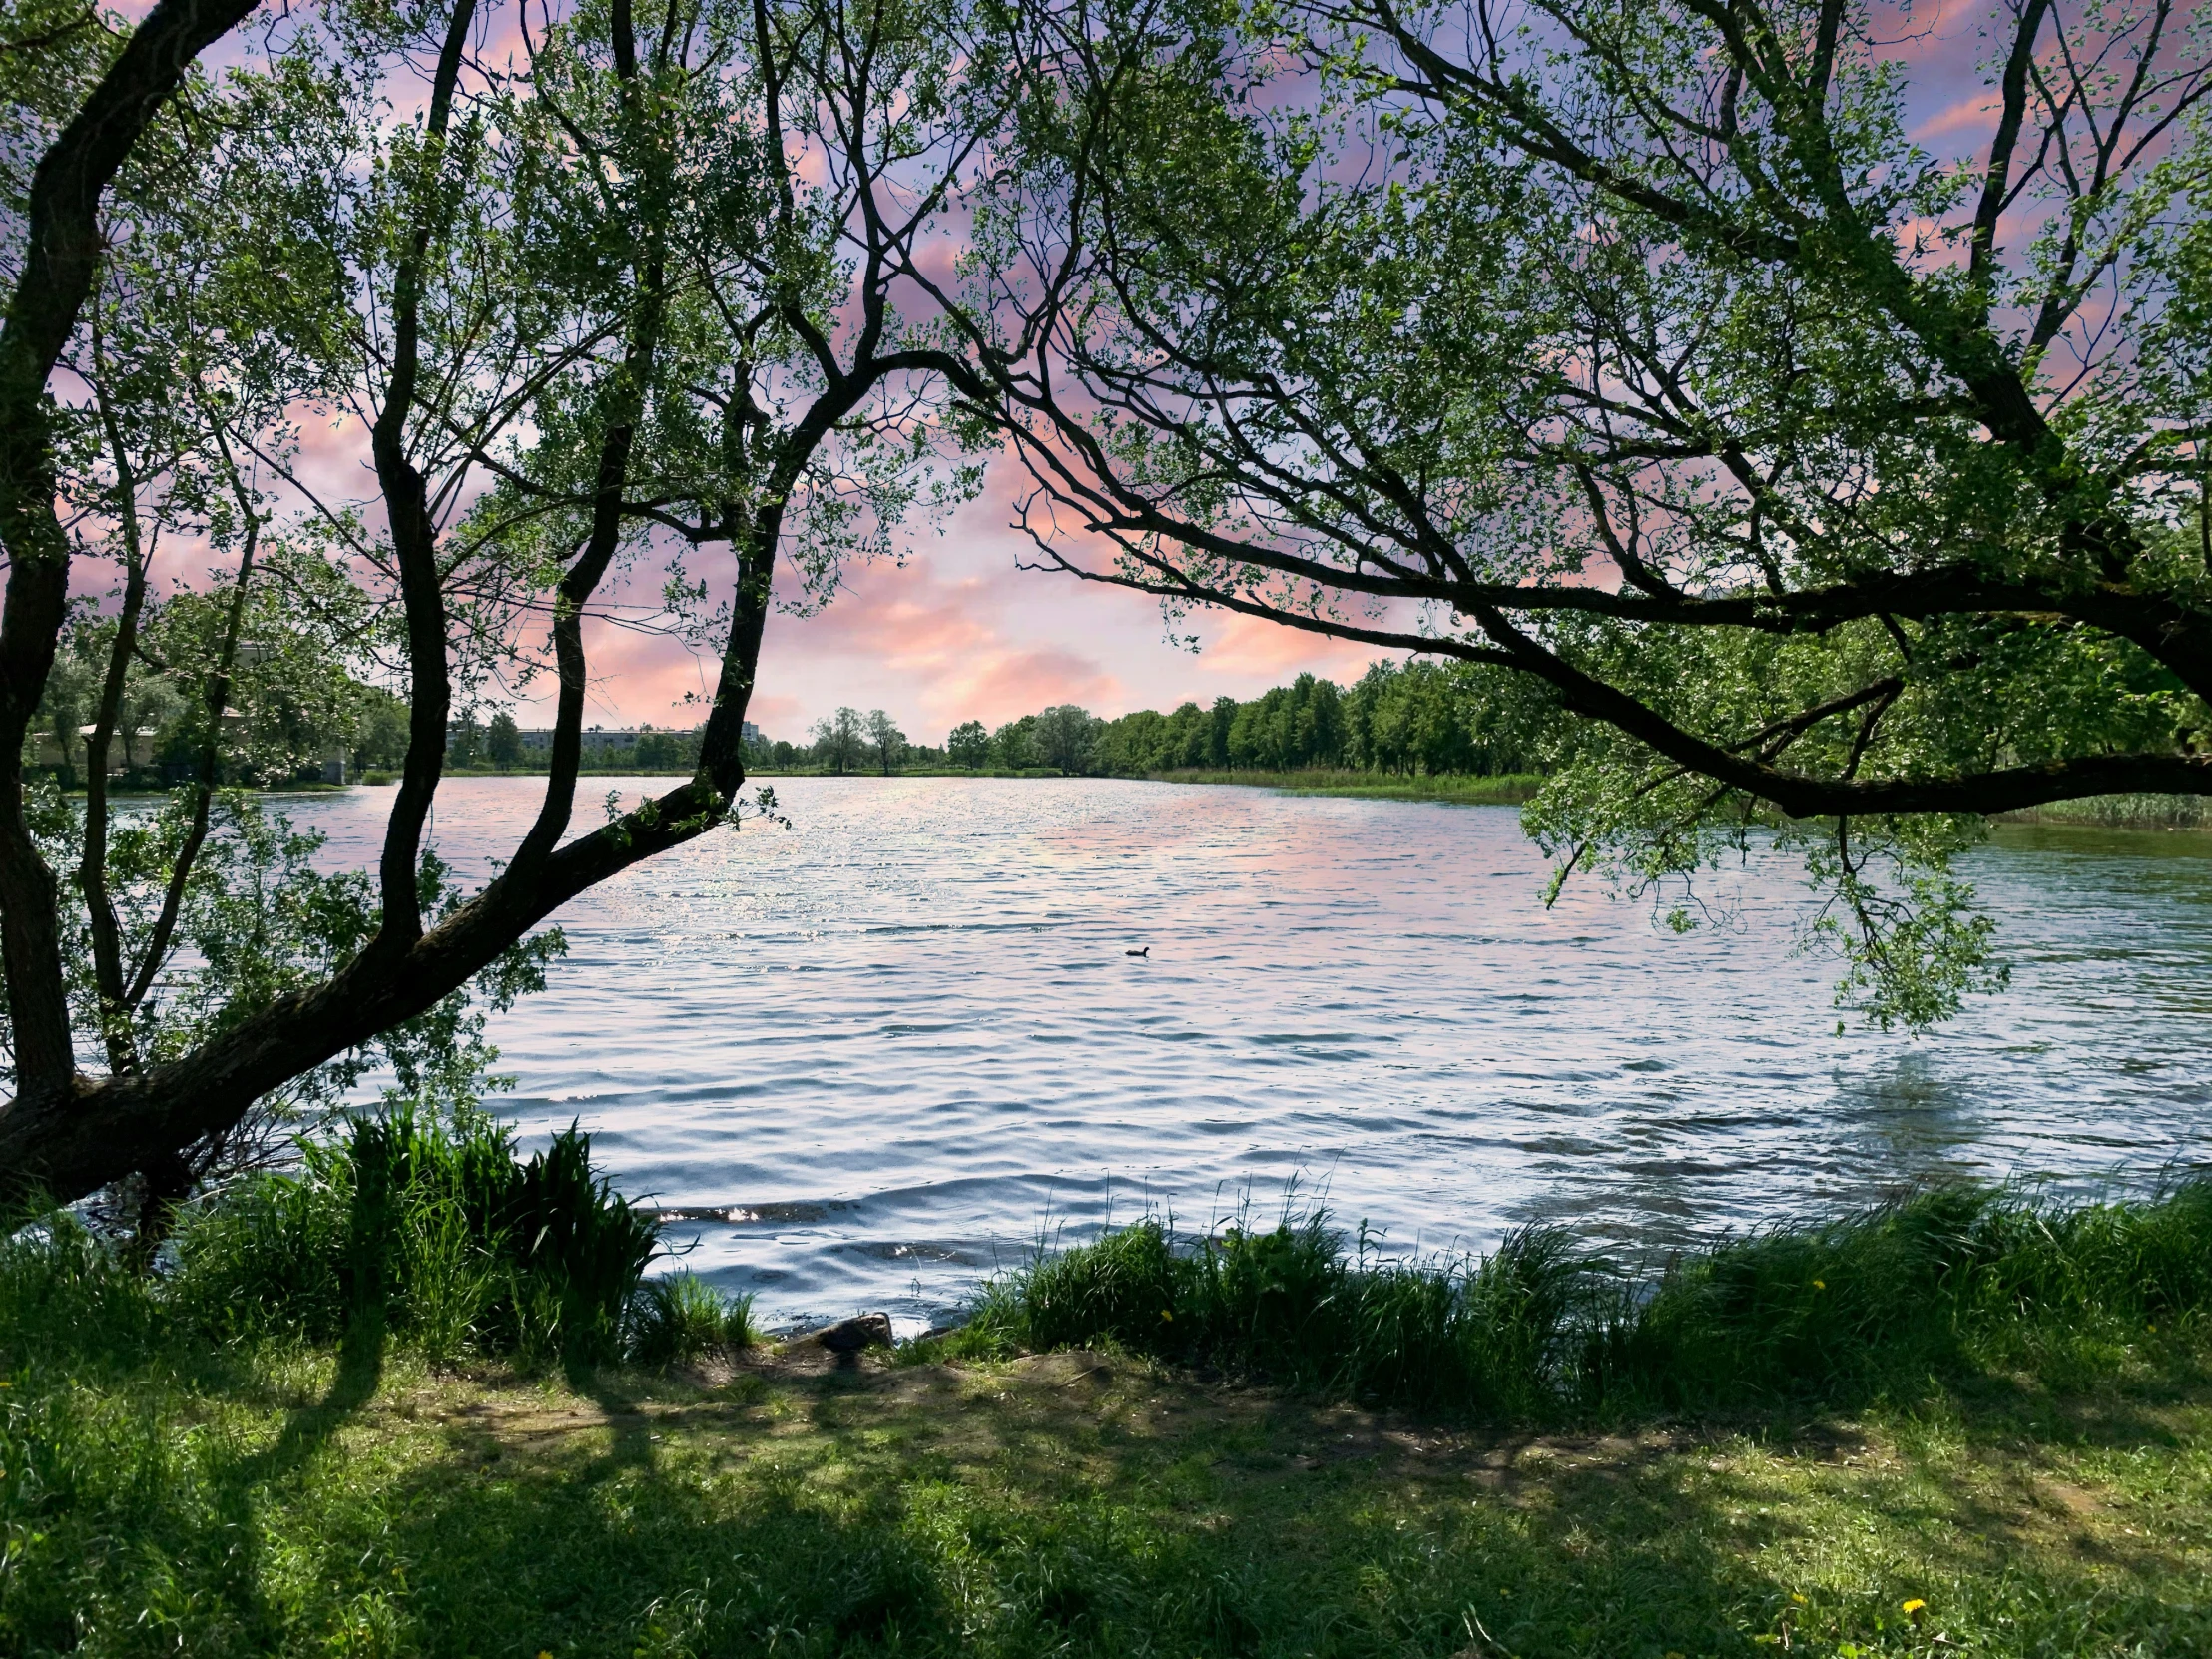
[68, 770, 2211, 830]
[10, 1173, 2212, 1655]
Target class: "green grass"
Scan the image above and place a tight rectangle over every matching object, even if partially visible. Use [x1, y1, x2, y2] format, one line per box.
[1145, 768, 1543, 804]
[1995, 793, 2207, 829]
[171, 1107, 745, 1368]
[941, 1184, 2212, 1421]
[5, 1181, 2212, 1655]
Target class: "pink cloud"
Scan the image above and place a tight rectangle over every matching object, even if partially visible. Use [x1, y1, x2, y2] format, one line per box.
[935, 647, 1122, 726]
[1914, 91, 1996, 145]
[1198, 611, 1394, 678]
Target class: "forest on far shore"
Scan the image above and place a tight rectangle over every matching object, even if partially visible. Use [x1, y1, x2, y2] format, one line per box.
[769, 659, 1560, 780]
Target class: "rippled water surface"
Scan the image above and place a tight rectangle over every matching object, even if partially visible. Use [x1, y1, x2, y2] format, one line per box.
[290, 777, 2212, 1331]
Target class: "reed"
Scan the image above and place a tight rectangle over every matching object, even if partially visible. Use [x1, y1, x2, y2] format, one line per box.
[940, 1179, 2212, 1419]
[170, 1107, 744, 1367]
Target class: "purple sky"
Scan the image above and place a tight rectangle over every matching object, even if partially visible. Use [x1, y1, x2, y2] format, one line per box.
[567, 1, 2012, 746]
[87, 1, 2025, 748]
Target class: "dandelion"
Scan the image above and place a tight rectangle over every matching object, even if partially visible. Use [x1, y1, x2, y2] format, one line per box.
[1160, 1309, 1173, 1322]
[1792, 1593, 1808, 1605]
[1812, 1279, 1826, 1291]
[1903, 1598, 1926, 1620]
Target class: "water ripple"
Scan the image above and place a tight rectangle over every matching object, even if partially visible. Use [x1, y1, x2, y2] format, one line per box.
[281, 776, 2212, 1332]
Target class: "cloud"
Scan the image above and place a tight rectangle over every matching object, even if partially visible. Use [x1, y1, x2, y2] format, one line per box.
[1913, 92, 1995, 146]
[1197, 611, 1395, 679]
[935, 648, 1122, 726]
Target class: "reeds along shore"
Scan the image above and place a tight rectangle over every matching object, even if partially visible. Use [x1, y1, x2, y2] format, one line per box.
[935, 1181, 2212, 1420]
[15, 1103, 2207, 1422]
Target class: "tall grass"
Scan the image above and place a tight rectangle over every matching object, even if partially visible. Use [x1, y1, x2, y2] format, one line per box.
[945, 1180, 2212, 1420]
[170, 1107, 749, 1366]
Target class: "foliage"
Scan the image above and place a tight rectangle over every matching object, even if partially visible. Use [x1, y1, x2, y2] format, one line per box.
[811, 707, 867, 775]
[864, 708, 906, 775]
[171, 1106, 730, 1368]
[958, 0, 2212, 1026]
[945, 718, 991, 767]
[950, 1179, 2212, 1421]
[937, 659, 1563, 779]
[0, 781, 559, 1199]
[0, 0, 1006, 1209]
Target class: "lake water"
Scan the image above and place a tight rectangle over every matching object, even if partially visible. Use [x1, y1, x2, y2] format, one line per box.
[289, 776, 2212, 1334]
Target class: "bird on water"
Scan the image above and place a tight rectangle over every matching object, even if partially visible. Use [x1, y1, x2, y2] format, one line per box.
[1126, 946, 1149, 957]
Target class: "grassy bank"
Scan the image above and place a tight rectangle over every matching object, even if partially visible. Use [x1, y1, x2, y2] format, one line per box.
[1145, 768, 1543, 804]
[945, 1185, 2212, 1419]
[5, 1213, 2212, 1655]
[8, 1172, 2212, 1654]
[1995, 793, 2208, 830]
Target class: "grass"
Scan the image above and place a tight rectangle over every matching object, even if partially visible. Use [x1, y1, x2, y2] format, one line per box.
[1145, 768, 1544, 804]
[5, 1178, 2212, 1654]
[940, 1185, 2212, 1420]
[171, 1107, 746, 1368]
[1994, 793, 2208, 829]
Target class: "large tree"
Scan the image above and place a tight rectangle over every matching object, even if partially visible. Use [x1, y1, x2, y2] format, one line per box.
[953, 0, 2212, 1024]
[0, 0, 1004, 1209]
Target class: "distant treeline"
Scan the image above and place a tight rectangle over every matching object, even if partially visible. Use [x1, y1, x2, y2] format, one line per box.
[429, 660, 1563, 782]
[942, 660, 1561, 779]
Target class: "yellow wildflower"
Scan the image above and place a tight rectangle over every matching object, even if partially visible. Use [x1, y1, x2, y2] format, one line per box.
[1902, 1598, 1926, 1618]
[1812, 1279, 1826, 1291]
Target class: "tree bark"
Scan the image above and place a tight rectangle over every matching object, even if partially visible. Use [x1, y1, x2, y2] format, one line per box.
[0, 0, 267, 1103]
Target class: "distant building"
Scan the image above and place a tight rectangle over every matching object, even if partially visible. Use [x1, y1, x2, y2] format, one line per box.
[34, 726, 160, 772]
[491, 725, 723, 754]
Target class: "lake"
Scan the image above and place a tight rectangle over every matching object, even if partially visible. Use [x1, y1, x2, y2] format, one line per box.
[287, 776, 2212, 1333]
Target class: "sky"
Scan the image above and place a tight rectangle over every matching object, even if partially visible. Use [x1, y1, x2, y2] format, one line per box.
[556, 0, 2013, 746]
[87, 0, 2028, 748]
[570, 466, 1391, 746]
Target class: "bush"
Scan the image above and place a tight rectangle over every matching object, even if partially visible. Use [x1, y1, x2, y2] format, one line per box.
[173, 1107, 663, 1365]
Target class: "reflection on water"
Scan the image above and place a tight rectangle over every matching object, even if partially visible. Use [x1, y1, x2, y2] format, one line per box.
[281, 778, 2212, 1332]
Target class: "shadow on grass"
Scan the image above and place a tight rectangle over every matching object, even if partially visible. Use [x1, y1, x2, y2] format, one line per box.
[237, 1350, 2203, 1659]
[232, 1305, 389, 1486]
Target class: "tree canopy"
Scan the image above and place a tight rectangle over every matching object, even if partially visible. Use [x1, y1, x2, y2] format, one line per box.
[953, 0, 2212, 1025]
[0, 0, 1006, 1208]
[4, 0, 2210, 1215]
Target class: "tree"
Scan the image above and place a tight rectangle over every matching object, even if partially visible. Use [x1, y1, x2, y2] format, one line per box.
[946, 719, 990, 767]
[485, 711, 523, 769]
[1035, 703, 1102, 773]
[865, 709, 906, 775]
[813, 707, 867, 775]
[448, 713, 483, 770]
[632, 730, 685, 771]
[962, 0, 2212, 1026]
[991, 714, 1041, 769]
[0, 0, 1011, 1211]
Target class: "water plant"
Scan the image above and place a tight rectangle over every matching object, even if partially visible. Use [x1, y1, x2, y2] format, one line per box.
[171, 1108, 731, 1367]
[943, 1179, 2212, 1421]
